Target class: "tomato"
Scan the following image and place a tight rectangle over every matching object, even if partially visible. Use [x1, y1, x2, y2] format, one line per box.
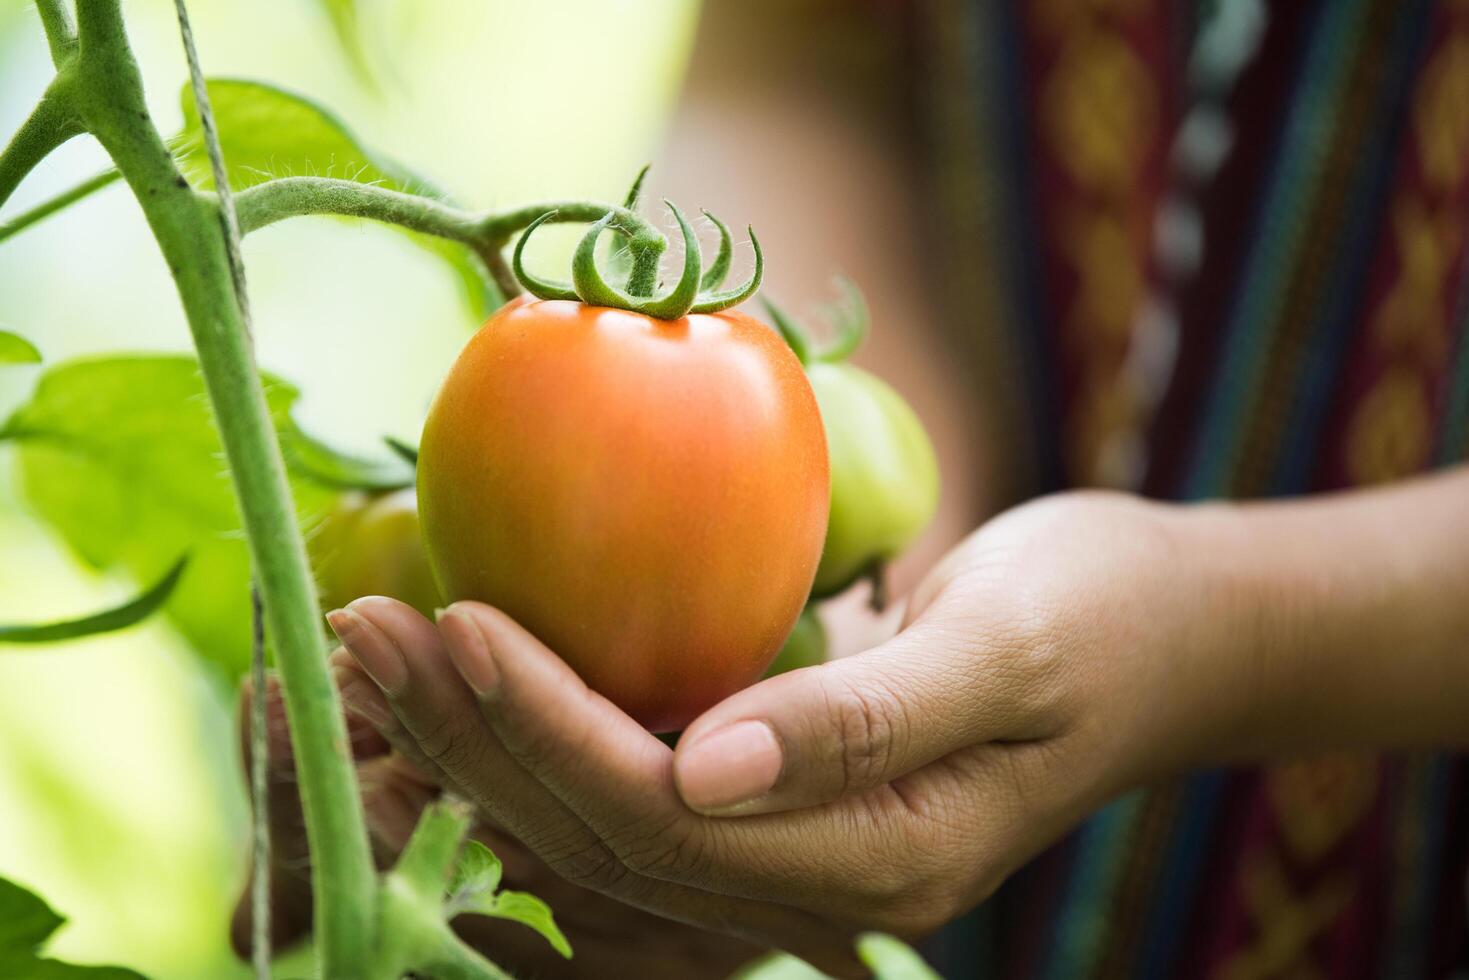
[311, 488, 442, 620]
[807, 361, 939, 598]
[418, 299, 829, 732]
[763, 606, 826, 677]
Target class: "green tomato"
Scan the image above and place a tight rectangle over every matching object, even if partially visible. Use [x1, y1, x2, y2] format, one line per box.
[311, 488, 442, 619]
[764, 607, 826, 677]
[807, 360, 939, 598]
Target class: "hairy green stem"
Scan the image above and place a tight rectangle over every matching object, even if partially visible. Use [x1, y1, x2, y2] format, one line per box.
[69, 3, 377, 975]
[0, 73, 81, 212]
[233, 176, 662, 303]
[0, 168, 119, 242]
[391, 800, 471, 901]
[34, 0, 77, 67]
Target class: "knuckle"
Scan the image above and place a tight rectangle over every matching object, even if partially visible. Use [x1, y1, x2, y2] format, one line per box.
[607, 816, 708, 881]
[411, 715, 483, 777]
[539, 832, 630, 894]
[826, 673, 908, 794]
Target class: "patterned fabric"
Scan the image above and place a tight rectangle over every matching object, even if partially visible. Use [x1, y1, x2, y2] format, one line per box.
[909, 0, 1469, 977]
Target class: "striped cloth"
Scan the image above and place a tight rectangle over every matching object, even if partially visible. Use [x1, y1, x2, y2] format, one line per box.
[909, 1, 1469, 976]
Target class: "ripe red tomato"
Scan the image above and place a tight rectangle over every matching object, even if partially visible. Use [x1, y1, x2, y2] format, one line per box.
[418, 299, 829, 731]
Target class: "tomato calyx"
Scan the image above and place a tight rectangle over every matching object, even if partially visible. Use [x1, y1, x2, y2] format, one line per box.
[761, 276, 869, 366]
[511, 176, 763, 320]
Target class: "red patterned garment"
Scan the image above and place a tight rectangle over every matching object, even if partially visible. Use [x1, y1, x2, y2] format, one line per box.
[907, 1, 1469, 977]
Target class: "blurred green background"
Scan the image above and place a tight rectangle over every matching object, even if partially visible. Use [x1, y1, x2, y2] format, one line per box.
[0, 1, 697, 975]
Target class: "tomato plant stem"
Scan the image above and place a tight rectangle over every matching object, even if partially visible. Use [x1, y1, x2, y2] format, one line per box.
[33, 0, 77, 66]
[0, 74, 81, 212]
[66, 2, 378, 975]
[232, 175, 666, 302]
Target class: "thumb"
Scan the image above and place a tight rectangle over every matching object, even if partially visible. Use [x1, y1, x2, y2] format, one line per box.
[673, 599, 1051, 816]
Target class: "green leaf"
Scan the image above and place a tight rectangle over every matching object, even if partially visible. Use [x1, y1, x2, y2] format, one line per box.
[447, 839, 503, 908]
[313, 0, 377, 90]
[444, 839, 571, 958]
[0, 330, 41, 364]
[280, 411, 413, 491]
[383, 435, 419, 466]
[176, 79, 496, 314]
[1, 356, 337, 674]
[0, 876, 148, 979]
[856, 933, 941, 980]
[481, 891, 573, 959]
[0, 556, 188, 644]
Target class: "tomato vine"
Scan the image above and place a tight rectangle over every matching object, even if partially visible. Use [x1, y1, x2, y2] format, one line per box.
[0, 2, 656, 977]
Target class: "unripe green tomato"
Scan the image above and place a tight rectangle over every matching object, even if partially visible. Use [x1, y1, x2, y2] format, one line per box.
[311, 488, 442, 619]
[807, 362, 940, 598]
[763, 607, 826, 677]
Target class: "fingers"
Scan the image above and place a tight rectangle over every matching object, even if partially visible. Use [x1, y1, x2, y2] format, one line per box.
[333, 597, 865, 970]
[435, 603, 680, 848]
[674, 587, 1062, 816]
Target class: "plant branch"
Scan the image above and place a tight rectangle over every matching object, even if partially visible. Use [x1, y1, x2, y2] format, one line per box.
[34, 0, 78, 67]
[391, 799, 472, 901]
[70, 2, 378, 976]
[231, 176, 664, 301]
[0, 74, 82, 212]
[0, 168, 119, 242]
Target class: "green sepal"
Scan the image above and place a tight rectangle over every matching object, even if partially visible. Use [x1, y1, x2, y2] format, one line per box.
[699, 210, 733, 292]
[513, 211, 580, 302]
[817, 277, 870, 363]
[762, 295, 813, 365]
[0, 555, 188, 644]
[690, 226, 762, 314]
[571, 202, 703, 320]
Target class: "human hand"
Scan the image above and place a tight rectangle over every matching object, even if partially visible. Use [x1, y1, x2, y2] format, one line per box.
[229, 671, 759, 978]
[327, 491, 1240, 976]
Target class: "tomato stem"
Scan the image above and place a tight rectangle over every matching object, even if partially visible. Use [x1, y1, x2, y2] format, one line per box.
[59, 2, 379, 974]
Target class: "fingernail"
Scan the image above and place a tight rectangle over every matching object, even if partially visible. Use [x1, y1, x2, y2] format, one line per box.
[439, 606, 500, 697]
[326, 607, 408, 693]
[332, 664, 396, 732]
[675, 720, 783, 813]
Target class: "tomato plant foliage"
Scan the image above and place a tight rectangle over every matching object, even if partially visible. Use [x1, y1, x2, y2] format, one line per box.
[1, 356, 334, 672]
[0, 1, 947, 975]
[0, 875, 146, 979]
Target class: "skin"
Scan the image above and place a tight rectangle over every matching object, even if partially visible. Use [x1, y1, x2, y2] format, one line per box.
[417, 299, 829, 732]
[229, 467, 1469, 977]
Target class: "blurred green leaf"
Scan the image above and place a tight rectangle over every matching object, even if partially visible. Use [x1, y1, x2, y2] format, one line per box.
[0, 556, 188, 644]
[177, 79, 497, 314]
[0, 330, 41, 364]
[1, 356, 337, 674]
[384, 435, 419, 466]
[730, 952, 833, 980]
[0, 876, 148, 979]
[280, 410, 413, 491]
[446, 839, 502, 911]
[314, 0, 377, 90]
[856, 933, 941, 980]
